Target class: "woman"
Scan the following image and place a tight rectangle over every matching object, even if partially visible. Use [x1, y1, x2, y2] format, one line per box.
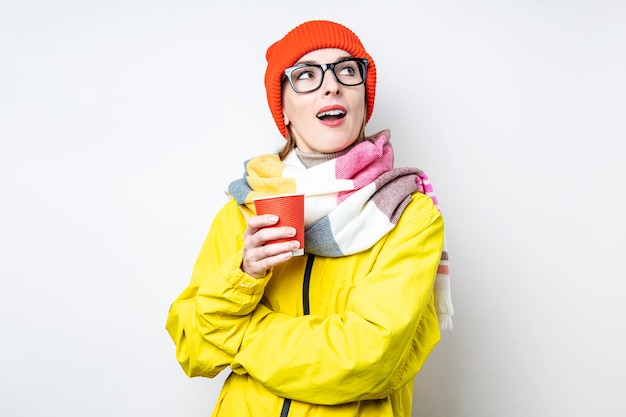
[166, 19, 453, 416]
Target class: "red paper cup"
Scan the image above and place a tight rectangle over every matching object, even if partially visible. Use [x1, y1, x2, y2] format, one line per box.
[254, 193, 305, 256]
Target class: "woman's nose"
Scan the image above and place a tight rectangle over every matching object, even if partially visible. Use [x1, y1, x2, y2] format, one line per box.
[320, 68, 341, 95]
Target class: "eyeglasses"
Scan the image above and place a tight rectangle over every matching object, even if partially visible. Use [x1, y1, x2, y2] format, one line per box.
[283, 58, 368, 93]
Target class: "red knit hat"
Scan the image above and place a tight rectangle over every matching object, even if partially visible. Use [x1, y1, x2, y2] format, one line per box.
[264, 20, 377, 138]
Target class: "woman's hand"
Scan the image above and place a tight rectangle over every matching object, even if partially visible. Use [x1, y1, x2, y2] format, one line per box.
[241, 214, 300, 278]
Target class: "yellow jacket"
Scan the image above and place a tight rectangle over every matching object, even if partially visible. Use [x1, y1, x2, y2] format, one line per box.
[166, 192, 444, 416]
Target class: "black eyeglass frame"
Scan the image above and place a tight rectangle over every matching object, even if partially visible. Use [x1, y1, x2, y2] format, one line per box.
[283, 58, 369, 93]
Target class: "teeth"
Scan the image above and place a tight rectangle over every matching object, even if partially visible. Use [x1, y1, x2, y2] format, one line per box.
[317, 109, 345, 118]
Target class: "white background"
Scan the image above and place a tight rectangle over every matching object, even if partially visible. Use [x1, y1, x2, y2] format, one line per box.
[1, 1, 625, 416]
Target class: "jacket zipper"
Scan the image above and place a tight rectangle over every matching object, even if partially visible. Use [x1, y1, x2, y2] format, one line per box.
[279, 254, 316, 417]
[279, 399, 291, 417]
[302, 254, 315, 315]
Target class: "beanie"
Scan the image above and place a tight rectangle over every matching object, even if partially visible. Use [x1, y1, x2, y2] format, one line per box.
[264, 20, 377, 138]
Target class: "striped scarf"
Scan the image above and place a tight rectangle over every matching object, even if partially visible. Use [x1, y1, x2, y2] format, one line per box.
[228, 130, 453, 329]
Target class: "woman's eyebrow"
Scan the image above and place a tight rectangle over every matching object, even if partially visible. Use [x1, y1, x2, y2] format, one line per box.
[293, 56, 354, 66]
[293, 60, 318, 66]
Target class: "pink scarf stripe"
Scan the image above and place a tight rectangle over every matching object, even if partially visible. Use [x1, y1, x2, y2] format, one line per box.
[335, 131, 394, 204]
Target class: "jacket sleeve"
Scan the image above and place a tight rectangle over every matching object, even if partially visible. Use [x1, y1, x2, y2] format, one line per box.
[165, 199, 273, 378]
[229, 195, 445, 405]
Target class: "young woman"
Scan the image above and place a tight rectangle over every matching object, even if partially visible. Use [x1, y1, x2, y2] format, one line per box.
[166, 19, 453, 416]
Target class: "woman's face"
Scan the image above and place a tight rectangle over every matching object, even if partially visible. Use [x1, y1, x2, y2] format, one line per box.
[282, 48, 366, 154]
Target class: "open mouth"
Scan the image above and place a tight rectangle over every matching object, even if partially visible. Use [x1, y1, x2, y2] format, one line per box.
[316, 109, 346, 121]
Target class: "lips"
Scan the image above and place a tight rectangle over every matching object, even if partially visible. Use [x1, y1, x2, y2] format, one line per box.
[316, 105, 347, 121]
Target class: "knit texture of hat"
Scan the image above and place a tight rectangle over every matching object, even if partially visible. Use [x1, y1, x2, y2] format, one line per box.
[265, 20, 377, 138]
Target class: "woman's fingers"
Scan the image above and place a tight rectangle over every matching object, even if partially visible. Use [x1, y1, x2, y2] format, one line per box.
[242, 215, 299, 278]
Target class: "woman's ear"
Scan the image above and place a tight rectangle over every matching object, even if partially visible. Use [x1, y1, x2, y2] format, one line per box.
[283, 112, 290, 127]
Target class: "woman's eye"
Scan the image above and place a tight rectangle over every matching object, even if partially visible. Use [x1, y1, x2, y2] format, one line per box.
[337, 64, 357, 77]
[297, 71, 312, 80]
[295, 68, 317, 81]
